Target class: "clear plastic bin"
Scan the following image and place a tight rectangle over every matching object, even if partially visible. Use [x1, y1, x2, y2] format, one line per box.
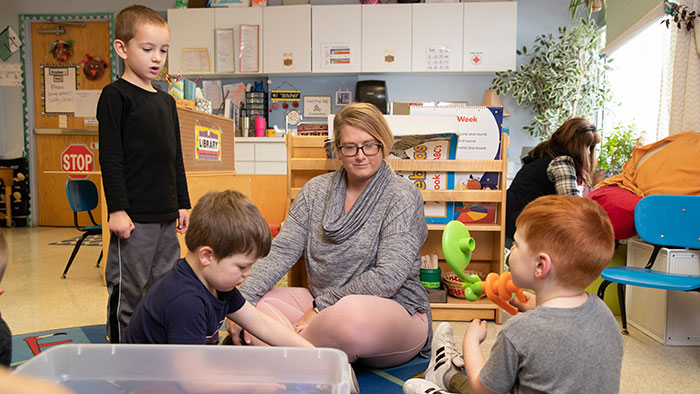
[15, 344, 350, 394]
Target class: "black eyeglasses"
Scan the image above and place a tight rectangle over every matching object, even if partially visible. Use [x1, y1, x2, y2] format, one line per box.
[338, 143, 383, 157]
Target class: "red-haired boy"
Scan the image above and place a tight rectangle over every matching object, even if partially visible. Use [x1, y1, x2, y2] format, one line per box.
[406, 195, 622, 394]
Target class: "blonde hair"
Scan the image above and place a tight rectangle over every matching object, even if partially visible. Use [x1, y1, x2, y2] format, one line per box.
[530, 118, 601, 186]
[115, 5, 168, 43]
[333, 103, 393, 157]
[516, 195, 615, 289]
[185, 190, 271, 260]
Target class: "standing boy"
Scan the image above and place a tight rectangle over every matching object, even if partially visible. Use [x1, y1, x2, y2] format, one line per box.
[124, 190, 313, 348]
[98, 5, 190, 343]
[405, 195, 622, 394]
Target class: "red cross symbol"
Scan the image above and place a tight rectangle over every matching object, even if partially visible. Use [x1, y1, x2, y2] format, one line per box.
[472, 55, 482, 65]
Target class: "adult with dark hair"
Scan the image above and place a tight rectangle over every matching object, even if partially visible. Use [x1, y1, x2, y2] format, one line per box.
[226, 102, 432, 368]
[505, 117, 601, 247]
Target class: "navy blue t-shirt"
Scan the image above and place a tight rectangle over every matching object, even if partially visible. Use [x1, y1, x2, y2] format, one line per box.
[124, 258, 246, 344]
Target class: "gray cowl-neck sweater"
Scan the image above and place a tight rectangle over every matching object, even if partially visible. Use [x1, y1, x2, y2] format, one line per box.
[239, 161, 432, 357]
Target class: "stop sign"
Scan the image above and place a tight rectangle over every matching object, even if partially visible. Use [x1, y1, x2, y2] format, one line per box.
[61, 144, 94, 180]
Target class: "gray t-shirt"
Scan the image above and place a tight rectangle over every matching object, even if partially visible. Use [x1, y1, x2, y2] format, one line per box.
[480, 294, 623, 394]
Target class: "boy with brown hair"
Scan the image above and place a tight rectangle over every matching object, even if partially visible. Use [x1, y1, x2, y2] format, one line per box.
[405, 195, 622, 394]
[124, 190, 313, 348]
[98, 5, 190, 343]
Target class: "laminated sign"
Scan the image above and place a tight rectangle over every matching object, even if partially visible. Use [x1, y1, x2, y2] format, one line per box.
[195, 125, 222, 161]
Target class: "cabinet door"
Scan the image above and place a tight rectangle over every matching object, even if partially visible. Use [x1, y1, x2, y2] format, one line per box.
[168, 8, 216, 76]
[463, 2, 517, 72]
[361, 4, 412, 73]
[312, 5, 362, 73]
[215, 7, 264, 74]
[263, 5, 311, 73]
[411, 3, 463, 72]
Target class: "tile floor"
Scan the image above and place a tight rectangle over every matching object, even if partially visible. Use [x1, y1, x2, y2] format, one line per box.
[1, 226, 699, 393]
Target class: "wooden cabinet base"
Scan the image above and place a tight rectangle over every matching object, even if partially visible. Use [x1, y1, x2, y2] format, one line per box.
[431, 298, 502, 323]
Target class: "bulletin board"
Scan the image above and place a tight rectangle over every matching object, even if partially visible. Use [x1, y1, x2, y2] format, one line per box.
[31, 20, 112, 130]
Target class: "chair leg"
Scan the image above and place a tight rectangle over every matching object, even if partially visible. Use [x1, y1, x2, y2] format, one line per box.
[617, 282, 628, 335]
[62, 232, 89, 279]
[597, 279, 612, 300]
[96, 249, 103, 268]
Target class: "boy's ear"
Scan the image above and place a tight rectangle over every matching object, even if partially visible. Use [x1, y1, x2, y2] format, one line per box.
[534, 252, 552, 279]
[113, 39, 128, 60]
[197, 246, 215, 267]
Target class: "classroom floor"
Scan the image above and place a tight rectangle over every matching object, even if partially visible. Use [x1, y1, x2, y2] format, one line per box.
[1, 226, 699, 393]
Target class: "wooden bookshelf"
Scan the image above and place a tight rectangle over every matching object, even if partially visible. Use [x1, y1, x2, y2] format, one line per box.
[285, 133, 509, 323]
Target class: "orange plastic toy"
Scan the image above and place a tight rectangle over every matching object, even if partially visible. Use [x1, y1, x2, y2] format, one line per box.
[481, 272, 527, 315]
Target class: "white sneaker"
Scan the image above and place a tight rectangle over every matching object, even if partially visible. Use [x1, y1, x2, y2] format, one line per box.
[349, 363, 360, 394]
[424, 322, 464, 389]
[403, 378, 452, 394]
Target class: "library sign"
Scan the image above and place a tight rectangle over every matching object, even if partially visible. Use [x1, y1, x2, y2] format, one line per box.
[61, 144, 94, 179]
[195, 125, 221, 161]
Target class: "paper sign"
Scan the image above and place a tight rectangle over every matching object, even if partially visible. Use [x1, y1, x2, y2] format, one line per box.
[182, 48, 210, 72]
[0, 63, 22, 86]
[195, 125, 222, 161]
[215, 29, 235, 73]
[74, 90, 102, 118]
[44, 66, 77, 114]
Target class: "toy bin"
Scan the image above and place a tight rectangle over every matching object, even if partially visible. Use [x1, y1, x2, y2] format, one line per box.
[15, 344, 351, 393]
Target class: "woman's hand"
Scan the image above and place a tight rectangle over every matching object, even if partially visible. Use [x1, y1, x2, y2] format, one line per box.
[225, 318, 251, 345]
[293, 308, 318, 334]
[109, 210, 134, 239]
[509, 291, 536, 312]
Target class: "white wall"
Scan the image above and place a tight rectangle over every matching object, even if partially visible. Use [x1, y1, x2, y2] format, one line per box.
[1, 0, 573, 171]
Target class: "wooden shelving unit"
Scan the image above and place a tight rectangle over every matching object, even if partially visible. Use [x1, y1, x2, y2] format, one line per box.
[285, 133, 509, 324]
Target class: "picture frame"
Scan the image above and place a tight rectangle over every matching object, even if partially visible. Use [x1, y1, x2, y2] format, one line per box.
[303, 95, 332, 118]
[335, 90, 351, 106]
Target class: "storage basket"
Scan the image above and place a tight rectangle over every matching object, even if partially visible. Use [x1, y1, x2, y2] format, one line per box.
[442, 270, 486, 299]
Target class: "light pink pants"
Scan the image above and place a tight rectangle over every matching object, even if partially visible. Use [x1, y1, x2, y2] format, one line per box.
[253, 287, 429, 368]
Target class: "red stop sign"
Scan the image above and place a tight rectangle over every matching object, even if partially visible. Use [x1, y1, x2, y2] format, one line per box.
[61, 144, 94, 180]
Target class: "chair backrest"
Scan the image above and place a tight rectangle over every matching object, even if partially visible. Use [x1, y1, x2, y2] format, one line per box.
[635, 195, 700, 250]
[65, 179, 99, 213]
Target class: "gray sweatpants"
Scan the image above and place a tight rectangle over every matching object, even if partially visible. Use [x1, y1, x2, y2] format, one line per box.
[105, 220, 179, 343]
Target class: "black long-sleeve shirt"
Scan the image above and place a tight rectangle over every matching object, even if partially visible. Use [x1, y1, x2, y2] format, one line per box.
[97, 78, 190, 222]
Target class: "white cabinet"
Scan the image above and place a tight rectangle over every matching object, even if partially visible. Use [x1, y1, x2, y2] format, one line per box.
[235, 138, 287, 175]
[626, 238, 700, 346]
[311, 5, 362, 73]
[263, 5, 312, 74]
[168, 8, 216, 76]
[411, 3, 463, 72]
[361, 4, 412, 73]
[463, 2, 517, 72]
[215, 7, 264, 74]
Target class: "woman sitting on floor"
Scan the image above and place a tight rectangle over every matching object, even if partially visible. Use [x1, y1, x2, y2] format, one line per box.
[226, 102, 432, 368]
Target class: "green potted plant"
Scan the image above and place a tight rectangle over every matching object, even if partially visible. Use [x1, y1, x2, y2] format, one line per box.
[568, 0, 606, 20]
[596, 122, 640, 179]
[490, 17, 612, 141]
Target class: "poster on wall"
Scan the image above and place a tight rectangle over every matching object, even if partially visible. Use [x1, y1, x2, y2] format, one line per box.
[321, 43, 351, 69]
[303, 95, 331, 118]
[42, 65, 79, 114]
[239, 24, 259, 73]
[195, 124, 222, 161]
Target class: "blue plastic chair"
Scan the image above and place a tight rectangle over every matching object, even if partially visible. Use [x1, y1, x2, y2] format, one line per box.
[62, 179, 102, 279]
[597, 195, 700, 334]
